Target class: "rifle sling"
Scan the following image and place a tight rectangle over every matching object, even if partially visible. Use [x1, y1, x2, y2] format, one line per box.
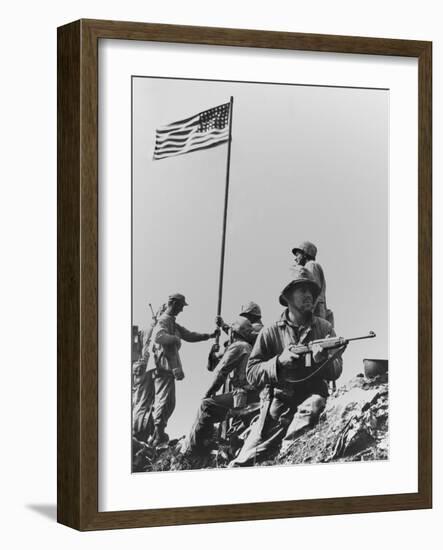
[285, 344, 347, 384]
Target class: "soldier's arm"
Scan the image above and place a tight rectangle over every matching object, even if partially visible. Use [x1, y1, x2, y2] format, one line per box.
[155, 318, 180, 346]
[325, 357, 343, 381]
[246, 329, 280, 388]
[176, 323, 212, 343]
[215, 315, 230, 334]
[218, 343, 249, 380]
[319, 326, 343, 381]
[204, 345, 245, 396]
[309, 262, 326, 292]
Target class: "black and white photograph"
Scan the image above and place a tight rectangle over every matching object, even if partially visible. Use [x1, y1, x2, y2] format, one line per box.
[131, 75, 389, 473]
[1, 0, 437, 541]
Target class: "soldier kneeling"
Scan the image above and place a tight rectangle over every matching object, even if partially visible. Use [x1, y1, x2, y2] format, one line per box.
[184, 318, 259, 457]
[230, 266, 344, 466]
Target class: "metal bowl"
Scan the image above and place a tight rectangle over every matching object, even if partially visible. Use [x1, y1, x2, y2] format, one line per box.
[363, 358, 388, 378]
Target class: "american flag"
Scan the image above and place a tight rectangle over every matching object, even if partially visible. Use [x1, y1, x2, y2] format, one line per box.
[153, 102, 231, 160]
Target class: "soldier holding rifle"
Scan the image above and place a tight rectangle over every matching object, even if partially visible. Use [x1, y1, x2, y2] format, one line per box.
[231, 267, 374, 466]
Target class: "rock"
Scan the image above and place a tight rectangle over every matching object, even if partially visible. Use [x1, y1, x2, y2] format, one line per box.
[323, 387, 381, 421]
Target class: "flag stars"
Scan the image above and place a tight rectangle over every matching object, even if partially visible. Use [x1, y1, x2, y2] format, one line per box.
[198, 103, 230, 133]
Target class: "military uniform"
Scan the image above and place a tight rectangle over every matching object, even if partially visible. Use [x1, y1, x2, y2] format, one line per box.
[304, 260, 327, 318]
[152, 312, 212, 437]
[292, 241, 328, 320]
[231, 310, 342, 466]
[132, 361, 155, 442]
[132, 325, 158, 442]
[186, 318, 258, 455]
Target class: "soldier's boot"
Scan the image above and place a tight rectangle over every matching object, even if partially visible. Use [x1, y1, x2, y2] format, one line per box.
[150, 425, 170, 449]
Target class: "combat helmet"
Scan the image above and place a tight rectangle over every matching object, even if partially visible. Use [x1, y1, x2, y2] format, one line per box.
[239, 301, 262, 319]
[230, 317, 255, 344]
[279, 266, 320, 306]
[292, 241, 317, 260]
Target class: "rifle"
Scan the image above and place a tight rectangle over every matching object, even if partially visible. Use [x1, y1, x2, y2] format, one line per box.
[285, 331, 376, 383]
[141, 302, 165, 372]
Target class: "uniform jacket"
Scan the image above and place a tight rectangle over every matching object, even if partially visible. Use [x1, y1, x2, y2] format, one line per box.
[154, 312, 210, 375]
[304, 260, 327, 306]
[246, 310, 343, 396]
[251, 320, 264, 341]
[206, 340, 253, 396]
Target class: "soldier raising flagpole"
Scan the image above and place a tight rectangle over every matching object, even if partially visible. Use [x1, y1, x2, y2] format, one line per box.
[153, 97, 235, 345]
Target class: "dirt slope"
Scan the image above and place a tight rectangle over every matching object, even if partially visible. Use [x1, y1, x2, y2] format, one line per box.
[133, 373, 388, 472]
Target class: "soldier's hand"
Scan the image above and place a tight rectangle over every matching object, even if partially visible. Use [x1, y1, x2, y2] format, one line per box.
[211, 328, 221, 339]
[204, 380, 219, 398]
[311, 334, 330, 363]
[172, 368, 185, 381]
[132, 361, 146, 378]
[277, 346, 300, 368]
[215, 315, 224, 327]
[311, 344, 327, 363]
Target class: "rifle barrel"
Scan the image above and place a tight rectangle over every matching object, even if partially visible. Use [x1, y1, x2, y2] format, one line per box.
[346, 331, 376, 343]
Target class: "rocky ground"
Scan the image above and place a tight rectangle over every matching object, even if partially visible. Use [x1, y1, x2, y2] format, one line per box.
[276, 373, 388, 466]
[132, 372, 388, 473]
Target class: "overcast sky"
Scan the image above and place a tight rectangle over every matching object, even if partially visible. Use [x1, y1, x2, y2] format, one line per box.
[132, 76, 389, 439]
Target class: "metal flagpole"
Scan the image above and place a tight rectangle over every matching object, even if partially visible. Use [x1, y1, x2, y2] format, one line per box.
[215, 96, 234, 346]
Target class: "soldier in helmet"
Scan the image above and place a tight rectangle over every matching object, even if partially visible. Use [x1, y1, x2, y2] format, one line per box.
[216, 301, 264, 343]
[150, 293, 219, 447]
[292, 241, 328, 320]
[230, 267, 344, 466]
[184, 317, 259, 456]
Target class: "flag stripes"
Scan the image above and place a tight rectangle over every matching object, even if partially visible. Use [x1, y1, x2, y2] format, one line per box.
[153, 102, 230, 160]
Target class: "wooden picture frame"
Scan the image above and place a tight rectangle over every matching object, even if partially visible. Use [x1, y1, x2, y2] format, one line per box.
[57, 19, 432, 530]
